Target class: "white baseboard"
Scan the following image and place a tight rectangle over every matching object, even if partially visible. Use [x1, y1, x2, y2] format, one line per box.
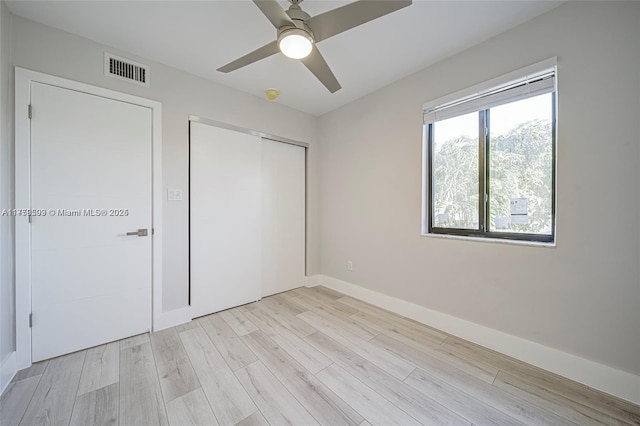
[304, 275, 322, 287]
[309, 274, 640, 405]
[0, 351, 17, 396]
[153, 306, 192, 332]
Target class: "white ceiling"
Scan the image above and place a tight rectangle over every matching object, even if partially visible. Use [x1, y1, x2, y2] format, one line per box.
[6, 0, 562, 116]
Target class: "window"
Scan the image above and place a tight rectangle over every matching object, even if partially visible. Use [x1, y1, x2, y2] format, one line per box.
[422, 60, 556, 243]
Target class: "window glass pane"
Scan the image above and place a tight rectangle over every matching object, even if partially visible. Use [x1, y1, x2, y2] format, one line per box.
[488, 93, 553, 234]
[431, 112, 479, 229]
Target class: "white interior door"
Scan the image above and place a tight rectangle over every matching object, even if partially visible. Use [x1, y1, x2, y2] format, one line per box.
[261, 139, 306, 296]
[190, 122, 262, 318]
[30, 82, 152, 362]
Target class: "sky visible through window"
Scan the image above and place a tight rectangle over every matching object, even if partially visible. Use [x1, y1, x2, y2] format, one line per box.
[433, 94, 551, 145]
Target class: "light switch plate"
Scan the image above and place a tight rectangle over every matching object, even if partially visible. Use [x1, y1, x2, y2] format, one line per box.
[167, 189, 183, 201]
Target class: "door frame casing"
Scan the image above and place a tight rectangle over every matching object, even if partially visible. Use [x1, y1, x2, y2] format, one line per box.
[15, 67, 163, 369]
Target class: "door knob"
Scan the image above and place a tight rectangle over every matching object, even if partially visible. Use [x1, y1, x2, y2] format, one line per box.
[126, 228, 148, 237]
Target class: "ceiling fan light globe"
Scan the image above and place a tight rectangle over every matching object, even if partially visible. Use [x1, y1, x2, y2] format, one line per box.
[278, 29, 313, 59]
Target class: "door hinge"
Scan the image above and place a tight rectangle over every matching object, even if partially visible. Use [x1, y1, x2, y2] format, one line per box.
[28, 214, 32, 224]
[28, 104, 32, 119]
[29, 313, 32, 328]
[152, 228, 155, 235]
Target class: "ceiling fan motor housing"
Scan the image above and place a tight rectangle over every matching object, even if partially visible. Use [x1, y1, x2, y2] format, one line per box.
[278, 2, 314, 49]
[277, 24, 313, 43]
[286, 3, 311, 22]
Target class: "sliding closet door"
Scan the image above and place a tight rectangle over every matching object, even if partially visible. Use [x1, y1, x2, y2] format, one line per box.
[190, 122, 262, 318]
[261, 139, 306, 296]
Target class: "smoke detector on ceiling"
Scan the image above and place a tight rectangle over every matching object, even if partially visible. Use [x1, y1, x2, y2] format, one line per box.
[104, 52, 150, 87]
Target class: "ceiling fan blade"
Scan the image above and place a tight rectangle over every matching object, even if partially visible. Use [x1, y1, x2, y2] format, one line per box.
[300, 46, 341, 93]
[307, 0, 412, 43]
[217, 41, 280, 73]
[252, 0, 294, 29]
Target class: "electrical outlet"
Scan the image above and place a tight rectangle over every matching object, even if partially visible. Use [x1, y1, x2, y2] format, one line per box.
[347, 260, 353, 271]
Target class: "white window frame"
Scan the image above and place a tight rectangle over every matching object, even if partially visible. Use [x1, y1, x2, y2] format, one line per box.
[421, 58, 558, 245]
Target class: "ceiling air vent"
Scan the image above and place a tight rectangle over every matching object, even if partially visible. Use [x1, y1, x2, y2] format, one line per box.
[104, 53, 150, 87]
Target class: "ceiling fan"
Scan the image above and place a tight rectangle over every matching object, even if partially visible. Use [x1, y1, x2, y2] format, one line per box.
[217, 0, 412, 93]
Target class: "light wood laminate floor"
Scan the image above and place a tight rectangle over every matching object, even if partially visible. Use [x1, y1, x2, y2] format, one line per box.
[2, 286, 639, 426]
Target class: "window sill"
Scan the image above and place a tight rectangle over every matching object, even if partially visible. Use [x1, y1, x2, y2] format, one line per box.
[421, 232, 556, 248]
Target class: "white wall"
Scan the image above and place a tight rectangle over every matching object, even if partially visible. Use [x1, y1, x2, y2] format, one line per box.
[318, 1, 640, 376]
[0, 0, 15, 363]
[7, 15, 321, 319]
